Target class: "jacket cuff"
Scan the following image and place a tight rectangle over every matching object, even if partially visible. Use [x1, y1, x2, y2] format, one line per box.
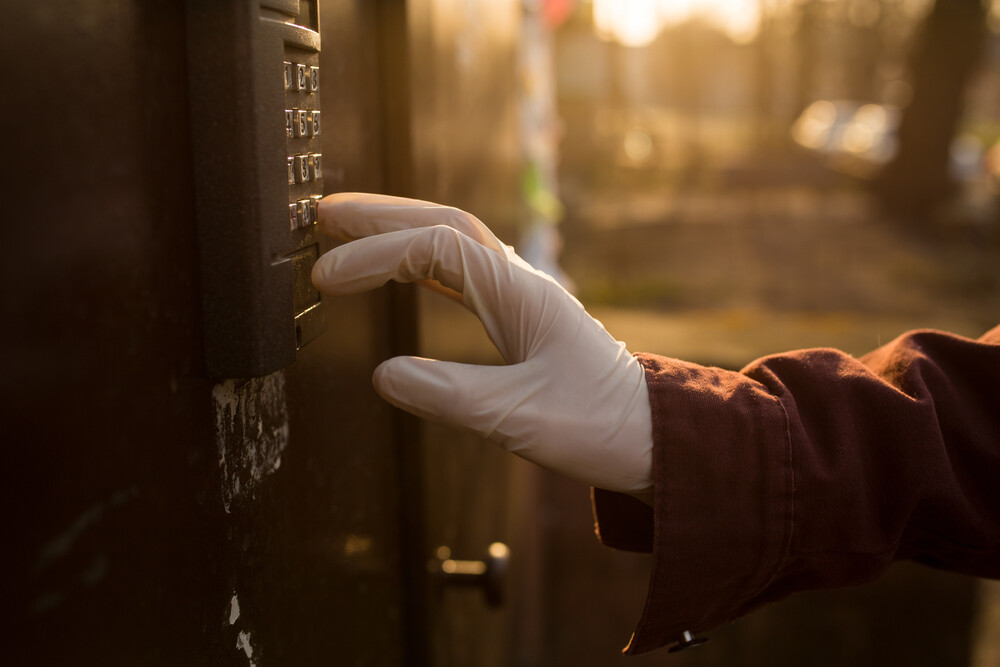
[595, 353, 795, 655]
[592, 487, 653, 552]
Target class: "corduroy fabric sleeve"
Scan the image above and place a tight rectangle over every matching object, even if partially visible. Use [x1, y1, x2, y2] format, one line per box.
[593, 325, 1000, 655]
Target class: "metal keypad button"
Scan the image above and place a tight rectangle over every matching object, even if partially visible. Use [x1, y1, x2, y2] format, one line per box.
[285, 110, 294, 138]
[297, 199, 313, 226]
[288, 202, 299, 230]
[294, 110, 307, 137]
[310, 153, 322, 179]
[287, 157, 296, 185]
[309, 110, 320, 136]
[308, 66, 319, 92]
[296, 64, 307, 91]
[283, 61, 293, 91]
[295, 155, 311, 183]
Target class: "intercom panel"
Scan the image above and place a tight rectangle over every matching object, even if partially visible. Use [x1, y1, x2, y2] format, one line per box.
[186, 0, 326, 378]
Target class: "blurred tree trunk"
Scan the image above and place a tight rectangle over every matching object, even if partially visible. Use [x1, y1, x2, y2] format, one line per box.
[796, 0, 820, 115]
[872, 0, 988, 221]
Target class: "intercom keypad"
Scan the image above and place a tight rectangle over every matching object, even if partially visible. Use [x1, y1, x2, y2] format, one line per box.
[186, 1, 326, 377]
[285, 57, 322, 232]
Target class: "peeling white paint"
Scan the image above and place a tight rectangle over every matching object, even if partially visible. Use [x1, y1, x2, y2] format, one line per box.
[229, 593, 241, 625]
[212, 372, 290, 513]
[236, 630, 255, 666]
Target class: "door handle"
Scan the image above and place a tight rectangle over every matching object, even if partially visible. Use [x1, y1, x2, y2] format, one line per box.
[432, 542, 510, 607]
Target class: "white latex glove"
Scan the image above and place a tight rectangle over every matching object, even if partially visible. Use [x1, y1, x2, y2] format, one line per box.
[312, 193, 653, 498]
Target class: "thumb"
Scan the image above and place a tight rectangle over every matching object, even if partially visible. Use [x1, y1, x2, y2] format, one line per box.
[373, 356, 522, 440]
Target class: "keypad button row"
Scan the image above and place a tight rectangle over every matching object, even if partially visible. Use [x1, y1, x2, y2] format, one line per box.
[284, 62, 319, 93]
[287, 153, 323, 185]
[286, 109, 321, 138]
[289, 196, 322, 231]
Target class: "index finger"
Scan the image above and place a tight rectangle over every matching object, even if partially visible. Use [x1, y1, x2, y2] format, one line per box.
[317, 192, 505, 255]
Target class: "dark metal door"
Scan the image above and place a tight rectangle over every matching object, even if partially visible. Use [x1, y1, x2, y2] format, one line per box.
[2, 1, 411, 664]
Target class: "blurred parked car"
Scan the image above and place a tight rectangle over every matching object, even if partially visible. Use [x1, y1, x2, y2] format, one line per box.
[791, 99, 984, 182]
[791, 100, 900, 178]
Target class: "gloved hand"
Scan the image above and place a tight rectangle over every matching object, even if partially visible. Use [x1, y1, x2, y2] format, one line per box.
[312, 193, 653, 498]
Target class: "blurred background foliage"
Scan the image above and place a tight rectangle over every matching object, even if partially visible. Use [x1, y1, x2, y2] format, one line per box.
[545, 0, 999, 352]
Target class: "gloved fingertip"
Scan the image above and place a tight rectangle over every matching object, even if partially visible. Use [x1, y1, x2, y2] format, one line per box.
[317, 192, 366, 238]
[372, 357, 418, 409]
[372, 356, 468, 423]
[310, 251, 337, 292]
[316, 194, 342, 234]
[371, 358, 395, 398]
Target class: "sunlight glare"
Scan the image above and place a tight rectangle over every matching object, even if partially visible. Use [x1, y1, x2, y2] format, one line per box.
[657, 0, 698, 24]
[594, 0, 762, 46]
[710, 0, 763, 44]
[661, 0, 762, 43]
[594, 0, 662, 47]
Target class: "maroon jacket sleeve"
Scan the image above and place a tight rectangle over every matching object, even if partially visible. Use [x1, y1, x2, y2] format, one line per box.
[593, 325, 1000, 655]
